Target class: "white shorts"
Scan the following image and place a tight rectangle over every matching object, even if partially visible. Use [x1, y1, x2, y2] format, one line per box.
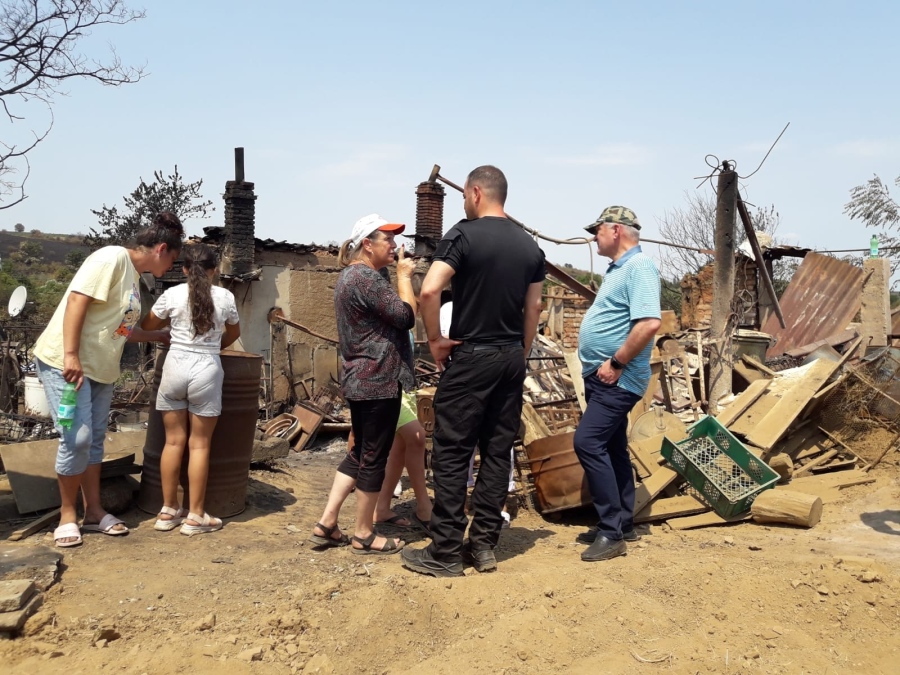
[156, 350, 224, 417]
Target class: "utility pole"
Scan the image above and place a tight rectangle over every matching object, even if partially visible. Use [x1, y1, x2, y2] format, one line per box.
[708, 163, 737, 415]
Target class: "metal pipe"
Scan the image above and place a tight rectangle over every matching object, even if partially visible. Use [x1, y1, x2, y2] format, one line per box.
[736, 195, 786, 329]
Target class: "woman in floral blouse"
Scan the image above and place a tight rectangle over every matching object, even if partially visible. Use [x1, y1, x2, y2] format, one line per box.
[309, 214, 416, 555]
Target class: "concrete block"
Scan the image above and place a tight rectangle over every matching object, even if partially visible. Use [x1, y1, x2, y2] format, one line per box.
[252, 436, 290, 463]
[0, 580, 35, 613]
[0, 545, 62, 592]
[0, 592, 43, 634]
[861, 258, 891, 348]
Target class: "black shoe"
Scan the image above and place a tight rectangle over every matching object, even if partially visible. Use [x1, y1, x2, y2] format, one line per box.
[401, 546, 464, 578]
[462, 543, 497, 573]
[581, 536, 627, 562]
[576, 527, 641, 545]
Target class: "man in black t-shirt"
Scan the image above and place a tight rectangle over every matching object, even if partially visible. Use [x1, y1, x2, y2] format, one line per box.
[401, 165, 545, 577]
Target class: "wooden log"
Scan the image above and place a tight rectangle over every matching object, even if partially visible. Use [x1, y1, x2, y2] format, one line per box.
[767, 453, 794, 482]
[751, 489, 823, 528]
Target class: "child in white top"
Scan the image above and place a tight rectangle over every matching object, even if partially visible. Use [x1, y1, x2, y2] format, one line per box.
[142, 243, 241, 535]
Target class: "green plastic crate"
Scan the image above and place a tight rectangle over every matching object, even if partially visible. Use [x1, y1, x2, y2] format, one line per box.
[661, 416, 779, 518]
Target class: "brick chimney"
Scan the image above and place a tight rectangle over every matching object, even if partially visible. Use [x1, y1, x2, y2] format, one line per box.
[222, 147, 257, 276]
[413, 180, 445, 258]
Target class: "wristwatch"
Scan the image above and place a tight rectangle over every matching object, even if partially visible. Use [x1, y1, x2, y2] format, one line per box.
[610, 356, 625, 370]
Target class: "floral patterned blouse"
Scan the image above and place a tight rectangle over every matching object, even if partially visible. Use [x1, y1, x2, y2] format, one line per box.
[334, 263, 416, 401]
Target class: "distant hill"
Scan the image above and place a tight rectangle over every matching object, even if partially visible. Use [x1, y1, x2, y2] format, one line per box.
[0, 231, 88, 265]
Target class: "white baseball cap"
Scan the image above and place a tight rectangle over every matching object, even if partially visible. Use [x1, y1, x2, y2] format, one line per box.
[349, 214, 405, 249]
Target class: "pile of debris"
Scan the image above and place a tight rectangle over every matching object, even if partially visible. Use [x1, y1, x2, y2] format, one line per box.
[517, 249, 900, 531]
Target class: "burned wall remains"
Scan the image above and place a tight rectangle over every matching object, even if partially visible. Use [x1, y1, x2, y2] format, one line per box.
[681, 256, 758, 329]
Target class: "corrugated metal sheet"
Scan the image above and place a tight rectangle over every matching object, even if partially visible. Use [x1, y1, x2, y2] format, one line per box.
[762, 252, 865, 357]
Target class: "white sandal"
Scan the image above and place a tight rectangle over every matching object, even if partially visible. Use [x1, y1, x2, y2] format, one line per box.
[180, 512, 223, 536]
[154, 506, 188, 532]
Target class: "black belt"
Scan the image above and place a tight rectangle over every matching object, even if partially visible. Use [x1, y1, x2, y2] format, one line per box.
[452, 340, 523, 354]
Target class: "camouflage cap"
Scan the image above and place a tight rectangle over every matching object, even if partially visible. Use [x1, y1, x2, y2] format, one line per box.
[584, 205, 641, 233]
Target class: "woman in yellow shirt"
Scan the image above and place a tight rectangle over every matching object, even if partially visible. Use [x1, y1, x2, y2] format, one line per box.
[34, 212, 184, 547]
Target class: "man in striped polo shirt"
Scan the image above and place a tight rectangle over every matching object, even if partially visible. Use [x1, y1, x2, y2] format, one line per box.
[574, 206, 661, 562]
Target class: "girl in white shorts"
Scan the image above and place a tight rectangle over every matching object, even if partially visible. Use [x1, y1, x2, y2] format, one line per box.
[142, 243, 241, 535]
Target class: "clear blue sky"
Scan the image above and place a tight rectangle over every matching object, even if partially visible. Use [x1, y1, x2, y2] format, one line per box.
[3, 1, 898, 277]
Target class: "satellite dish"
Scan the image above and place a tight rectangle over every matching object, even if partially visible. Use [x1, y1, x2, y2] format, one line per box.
[8, 286, 27, 317]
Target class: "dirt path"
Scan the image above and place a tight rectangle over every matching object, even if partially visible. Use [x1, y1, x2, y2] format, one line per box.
[1, 445, 899, 674]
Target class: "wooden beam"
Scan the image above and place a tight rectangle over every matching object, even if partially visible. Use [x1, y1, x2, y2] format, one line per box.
[741, 355, 777, 377]
[746, 358, 842, 451]
[789, 469, 875, 489]
[633, 466, 680, 514]
[634, 494, 709, 523]
[716, 379, 770, 428]
[7, 508, 60, 542]
[666, 511, 752, 530]
[794, 449, 839, 477]
[628, 440, 659, 479]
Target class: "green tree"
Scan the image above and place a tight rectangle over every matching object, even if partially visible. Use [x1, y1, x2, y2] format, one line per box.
[33, 279, 66, 321]
[55, 266, 74, 283]
[84, 166, 214, 249]
[844, 173, 899, 277]
[20, 239, 42, 260]
[65, 249, 87, 269]
[14, 223, 24, 232]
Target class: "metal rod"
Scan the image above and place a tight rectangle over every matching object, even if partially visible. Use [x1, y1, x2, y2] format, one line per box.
[432, 165, 726, 252]
[736, 195, 786, 329]
[544, 260, 596, 301]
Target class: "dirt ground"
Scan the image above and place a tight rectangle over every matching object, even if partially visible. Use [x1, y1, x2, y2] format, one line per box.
[1, 437, 899, 675]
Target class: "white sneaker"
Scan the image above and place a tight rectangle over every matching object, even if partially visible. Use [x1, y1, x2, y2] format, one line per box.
[393, 480, 403, 498]
[501, 511, 511, 529]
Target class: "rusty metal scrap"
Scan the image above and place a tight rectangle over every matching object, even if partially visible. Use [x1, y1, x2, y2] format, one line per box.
[544, 260, 597, 302]
[761, 252, 866, 358]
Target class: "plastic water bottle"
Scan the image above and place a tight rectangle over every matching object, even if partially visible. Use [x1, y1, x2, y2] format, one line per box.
[57, 382, 77, 429]
[870, 234, 879, 259]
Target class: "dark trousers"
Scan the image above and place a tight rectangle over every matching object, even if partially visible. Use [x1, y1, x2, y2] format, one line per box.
[428, 344, 526, 562]
[337, 395, 401, 493]
[573, 376, 642, 540]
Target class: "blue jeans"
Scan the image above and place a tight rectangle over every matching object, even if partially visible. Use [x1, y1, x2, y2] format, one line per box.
[36, 359, 115, 476]
[573, 376, 642, 540]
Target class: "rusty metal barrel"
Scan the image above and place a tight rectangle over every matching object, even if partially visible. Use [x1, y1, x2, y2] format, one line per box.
[138, 348, 262, 517]
[524, 431, 592, 514]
